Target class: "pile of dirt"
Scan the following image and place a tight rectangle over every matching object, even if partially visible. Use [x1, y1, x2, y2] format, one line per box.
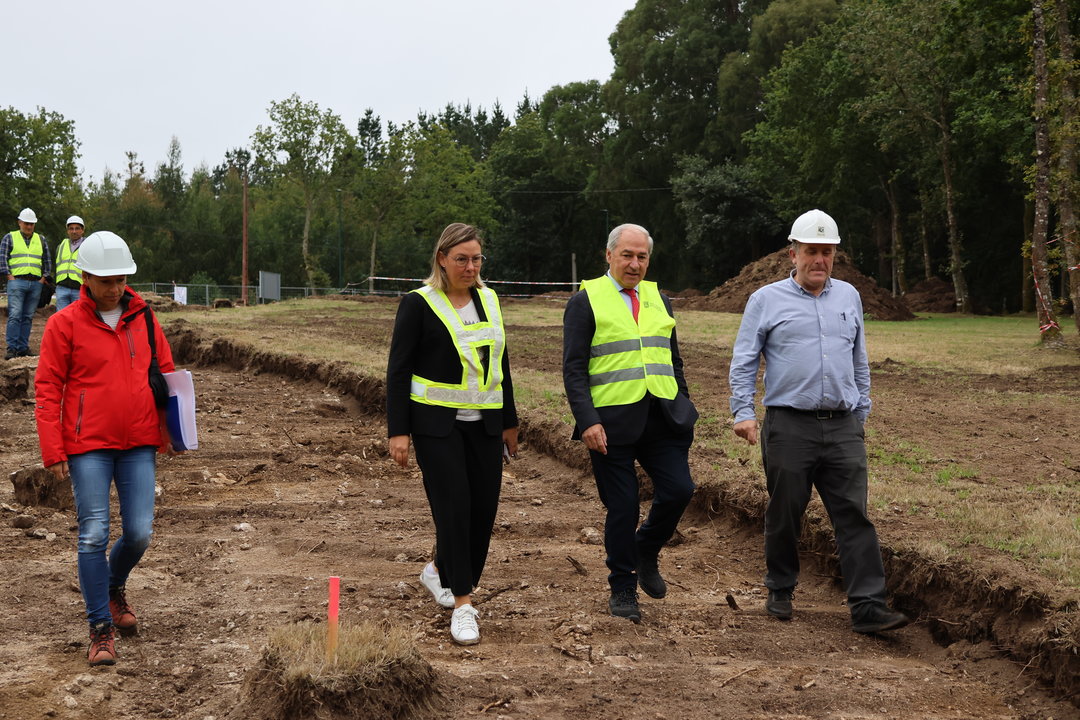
[141, 291, 184, 311]
[674, 248, 915, 321]
[904, 276, 957, 313]
[9, 467, 73, 510]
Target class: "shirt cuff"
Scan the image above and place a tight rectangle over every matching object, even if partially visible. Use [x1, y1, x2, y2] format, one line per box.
[733, 410, 757, 424]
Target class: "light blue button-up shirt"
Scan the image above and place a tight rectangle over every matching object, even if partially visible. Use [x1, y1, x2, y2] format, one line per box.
[729, 273, 871, 424]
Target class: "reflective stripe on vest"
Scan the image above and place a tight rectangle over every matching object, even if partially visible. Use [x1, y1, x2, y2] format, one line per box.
[409, 285, 506, 409]
[581, 277, 677, 407]
[9, 232, 43, 275]
[55, 239, 81, 284]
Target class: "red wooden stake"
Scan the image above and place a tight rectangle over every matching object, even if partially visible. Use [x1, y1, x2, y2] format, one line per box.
[327, 576, 340, 661]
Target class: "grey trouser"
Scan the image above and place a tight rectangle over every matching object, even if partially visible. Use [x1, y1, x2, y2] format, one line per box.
[760, 407, 886, 610]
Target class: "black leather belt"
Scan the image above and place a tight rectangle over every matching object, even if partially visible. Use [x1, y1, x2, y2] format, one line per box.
[769, 407, 850, 419]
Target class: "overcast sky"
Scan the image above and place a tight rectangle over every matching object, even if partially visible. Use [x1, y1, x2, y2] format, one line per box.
[8, 0, 636, 183]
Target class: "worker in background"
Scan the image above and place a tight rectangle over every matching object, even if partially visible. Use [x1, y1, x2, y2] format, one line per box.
[54, 215, 87, 311]
[2, 208, 53, 359]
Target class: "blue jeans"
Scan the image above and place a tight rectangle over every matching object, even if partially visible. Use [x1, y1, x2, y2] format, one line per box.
[5, 276, 42, 352]
[69, 447, 157, 627]
[54, 285, 81, 311]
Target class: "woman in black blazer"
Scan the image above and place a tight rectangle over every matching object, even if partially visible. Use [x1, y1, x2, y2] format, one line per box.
[386, 223, 518, 646]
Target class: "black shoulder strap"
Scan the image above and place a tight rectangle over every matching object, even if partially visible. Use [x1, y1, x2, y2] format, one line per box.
[143, 306, 158, 360]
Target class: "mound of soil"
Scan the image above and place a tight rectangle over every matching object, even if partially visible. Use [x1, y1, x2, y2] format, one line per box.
[904, 277, 957, 313]
[10, 467, 73, 511]
[141, 291, 183, 311]
[236, 622, 440, 720]
[676, 248, 915, 321]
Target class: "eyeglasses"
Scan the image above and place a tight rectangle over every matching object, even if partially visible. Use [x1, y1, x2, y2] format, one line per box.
[444, 253, 486, 268]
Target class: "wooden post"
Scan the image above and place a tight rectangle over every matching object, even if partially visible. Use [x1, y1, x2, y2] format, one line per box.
[326, 576, 340, 662]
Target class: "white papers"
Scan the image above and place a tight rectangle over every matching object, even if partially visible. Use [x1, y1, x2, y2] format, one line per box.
[163, 370, 198, 451]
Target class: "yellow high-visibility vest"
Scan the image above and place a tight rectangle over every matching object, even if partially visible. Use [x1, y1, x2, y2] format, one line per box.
[8, 232, 43, 276]
[409, 285, 506, 409]
[55, 239, 82, 284]
[581, 277, 677, 408]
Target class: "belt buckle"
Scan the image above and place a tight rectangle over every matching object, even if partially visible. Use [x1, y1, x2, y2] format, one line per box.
[815, 409, 834, 419]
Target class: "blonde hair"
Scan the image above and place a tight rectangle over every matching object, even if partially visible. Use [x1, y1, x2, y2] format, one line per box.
[424, 223, 486, 292]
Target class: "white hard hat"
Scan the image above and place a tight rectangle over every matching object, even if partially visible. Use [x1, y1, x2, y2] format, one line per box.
[75, 231, 138, 276]
[789, 209, 840, 244]
[66, 215, 85, 227]
[17, 208, 38, 224]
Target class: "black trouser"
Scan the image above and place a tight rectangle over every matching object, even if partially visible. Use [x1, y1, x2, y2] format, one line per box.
[413, 420, 503, 597]
[589, 402, 695, 593]
[761, 407, 886, 611]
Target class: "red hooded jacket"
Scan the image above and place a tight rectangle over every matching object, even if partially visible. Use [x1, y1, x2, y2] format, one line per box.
[35, 286, 176, 467]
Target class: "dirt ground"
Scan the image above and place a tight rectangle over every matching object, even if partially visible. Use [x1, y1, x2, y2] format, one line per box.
[1, 304, 1077, 720]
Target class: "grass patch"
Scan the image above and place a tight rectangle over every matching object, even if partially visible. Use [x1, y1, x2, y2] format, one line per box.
[869, 441, 932, 475]
[951, 501, 1080, 586]
[242, 620, 437, 720]
[935, 464, 979, 485]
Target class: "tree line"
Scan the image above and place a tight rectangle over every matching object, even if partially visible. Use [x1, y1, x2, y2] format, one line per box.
[2, 0, 1076, 338]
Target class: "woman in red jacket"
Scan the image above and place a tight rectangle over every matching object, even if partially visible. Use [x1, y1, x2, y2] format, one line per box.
[35, 231, 176, 667]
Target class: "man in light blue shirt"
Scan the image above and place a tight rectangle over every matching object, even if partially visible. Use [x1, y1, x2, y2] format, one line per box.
[728, 209, 909, 635]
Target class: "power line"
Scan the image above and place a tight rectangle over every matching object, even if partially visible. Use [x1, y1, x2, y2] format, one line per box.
[502, 187, 673, 195]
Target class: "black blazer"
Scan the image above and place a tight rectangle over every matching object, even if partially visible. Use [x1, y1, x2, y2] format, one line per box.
[562, 287, 694, 446]
[386, 287, 518, 439]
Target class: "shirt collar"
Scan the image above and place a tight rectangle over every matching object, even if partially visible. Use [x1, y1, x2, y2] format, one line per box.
[606, 271, 638, 293]
[786, 270, 832, 297]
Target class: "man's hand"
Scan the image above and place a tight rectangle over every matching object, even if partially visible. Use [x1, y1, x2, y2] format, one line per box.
[733, 419, 759, 445]
[389, 434, 410, 468]
[502, 427, 519, 461]
[46, 461, 69, 480]
[581, 423, 608, 455]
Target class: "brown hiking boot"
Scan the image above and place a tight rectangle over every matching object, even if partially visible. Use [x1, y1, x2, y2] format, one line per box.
[88, 622, 116, 666]
[109, 586, 138, 635]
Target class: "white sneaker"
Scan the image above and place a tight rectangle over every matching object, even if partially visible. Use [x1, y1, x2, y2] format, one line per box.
[420, 565, 455, 608]
[450, 604, 480, 645]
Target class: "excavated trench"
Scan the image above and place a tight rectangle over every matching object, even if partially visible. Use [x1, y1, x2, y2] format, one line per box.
[162, 319, 1079, 707]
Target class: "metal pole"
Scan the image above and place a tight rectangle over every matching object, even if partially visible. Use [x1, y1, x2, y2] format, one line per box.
[336, 189, 344, 289]
[242, 172, 249, 306]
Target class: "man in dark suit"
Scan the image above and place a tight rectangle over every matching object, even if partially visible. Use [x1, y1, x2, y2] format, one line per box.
[562, 223, 697, 623]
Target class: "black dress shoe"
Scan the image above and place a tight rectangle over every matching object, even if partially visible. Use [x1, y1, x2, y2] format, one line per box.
[3, 348, 17, 360]
[765, 588, 794, 620]
[637, 554, 667, 599]
[609, 588, 641, 623]
[852, 604, 910, 634]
